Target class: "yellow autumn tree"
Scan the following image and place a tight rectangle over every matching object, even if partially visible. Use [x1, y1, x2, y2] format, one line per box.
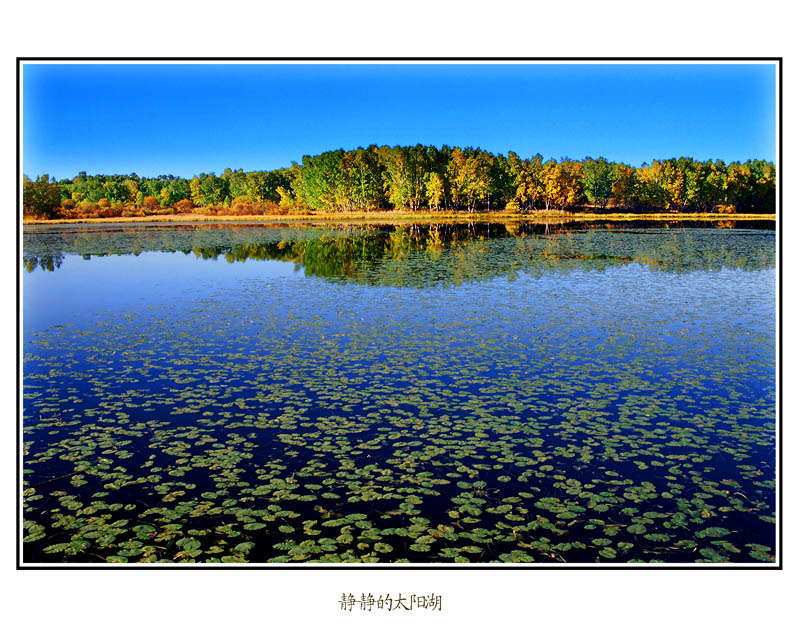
[541, 159, 582, 210]
[424, 172, 445, 211]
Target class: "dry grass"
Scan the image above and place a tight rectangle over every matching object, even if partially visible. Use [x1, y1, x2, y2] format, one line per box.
[22, 209, 776, 226]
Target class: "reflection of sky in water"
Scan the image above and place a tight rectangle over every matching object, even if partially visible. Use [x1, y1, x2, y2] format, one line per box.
[24, 247, 776, 404]
[23, 244, 776, 356]
[23, 251, 303, 332]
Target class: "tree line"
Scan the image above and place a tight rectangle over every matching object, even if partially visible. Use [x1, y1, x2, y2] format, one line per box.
[23, 145, 776, 219]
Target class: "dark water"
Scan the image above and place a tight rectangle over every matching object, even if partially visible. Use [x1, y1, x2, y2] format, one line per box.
[21, 221, 777, 564]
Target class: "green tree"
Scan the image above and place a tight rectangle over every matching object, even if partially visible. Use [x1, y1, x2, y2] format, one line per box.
[23, 174, 62, 219]
[581, 157, 614, 208]
[743, 160, 776, 212]
[103, 180, 130, 204]
[346, 147, 383, 210]
[379, 145, 429, 211]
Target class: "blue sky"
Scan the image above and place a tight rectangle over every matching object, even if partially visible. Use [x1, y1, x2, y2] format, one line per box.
[22, 63, 777, 179]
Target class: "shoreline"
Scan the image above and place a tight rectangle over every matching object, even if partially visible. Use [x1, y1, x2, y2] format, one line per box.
[22, 210, 777, 227]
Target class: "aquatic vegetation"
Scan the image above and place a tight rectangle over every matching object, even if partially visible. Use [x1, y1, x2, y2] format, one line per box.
[21, 222, 776, 563]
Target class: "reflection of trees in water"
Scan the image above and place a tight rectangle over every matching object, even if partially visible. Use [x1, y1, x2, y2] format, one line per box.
[23, 253, 64, 273]
[22, 221, 775, 278]
[187, 223, 776, 286]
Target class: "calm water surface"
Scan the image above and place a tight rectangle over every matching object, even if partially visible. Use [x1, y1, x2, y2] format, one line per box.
[22, 221, 777, 563]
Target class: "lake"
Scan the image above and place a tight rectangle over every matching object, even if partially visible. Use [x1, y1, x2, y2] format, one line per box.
[21, 220, 777, 564]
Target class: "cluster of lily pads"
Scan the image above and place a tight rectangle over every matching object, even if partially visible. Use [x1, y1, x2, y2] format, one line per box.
[22, 222, 776, 563]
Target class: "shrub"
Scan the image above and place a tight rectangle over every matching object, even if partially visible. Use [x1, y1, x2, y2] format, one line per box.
[78, 200, 98, 215]
[174, 198, 194, 213]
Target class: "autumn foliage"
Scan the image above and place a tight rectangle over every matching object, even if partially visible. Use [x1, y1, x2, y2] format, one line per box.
[23, 145, 776, 220]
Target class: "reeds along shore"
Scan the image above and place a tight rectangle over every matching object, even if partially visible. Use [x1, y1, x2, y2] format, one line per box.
[22, 209, 777, 226]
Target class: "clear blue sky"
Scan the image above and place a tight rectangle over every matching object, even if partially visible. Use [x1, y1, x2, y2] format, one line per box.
[22, 63, 777, 180]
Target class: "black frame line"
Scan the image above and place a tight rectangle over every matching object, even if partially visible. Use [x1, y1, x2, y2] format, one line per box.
[15, 56, 783, 571]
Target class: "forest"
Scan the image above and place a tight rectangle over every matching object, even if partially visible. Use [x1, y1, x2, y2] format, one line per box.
[22, 145, 777, 219]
